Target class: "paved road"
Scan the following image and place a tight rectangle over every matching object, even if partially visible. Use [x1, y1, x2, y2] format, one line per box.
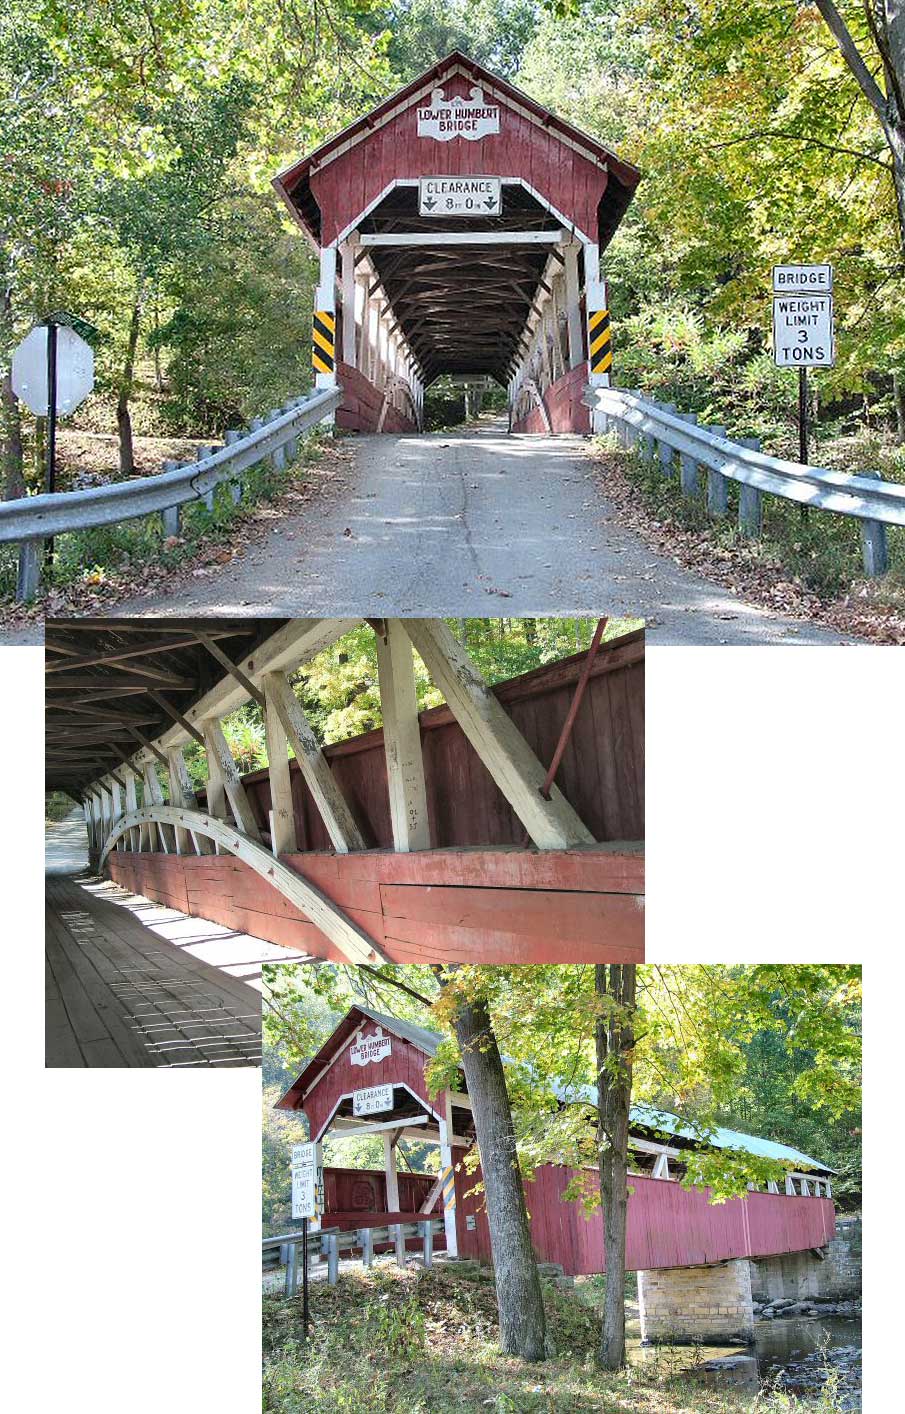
[87, 423, 853, 642]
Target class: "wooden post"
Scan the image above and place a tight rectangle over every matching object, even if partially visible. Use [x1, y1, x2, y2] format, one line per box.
[261, 673, 364, 853]
[167, 747, 207, 855]
[401, 619, 594, 849]
[285, 1241, 299, 1299]
[327, 1233, 339, 1285]
[420, 1221, 433, 1269]
[142, 763, 171, 852]
[374, 621, 430, 852]
[314, 245, 337, 395]
[359, 1227, 374, 1269]
[201, 719, 262, 841]
[262, 677, 298, 856]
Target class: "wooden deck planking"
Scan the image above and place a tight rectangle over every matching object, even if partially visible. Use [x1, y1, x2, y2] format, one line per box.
[46, 875, 262, 1068]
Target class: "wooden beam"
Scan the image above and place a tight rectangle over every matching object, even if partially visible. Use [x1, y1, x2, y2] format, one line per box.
[262, 682, 298, 856]
[127, 726, 168, 770]
[195, 631, 265, 707]
[261, 673, 365, 853]
[201, 719, 262, 842]
[361, 230, 565, 247]
[401, 620, 595, 850]
[374, 621, 430, 852]
[147, 691, 206, 746]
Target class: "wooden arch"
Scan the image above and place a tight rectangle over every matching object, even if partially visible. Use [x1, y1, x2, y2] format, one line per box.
[99, 806, 387, 965]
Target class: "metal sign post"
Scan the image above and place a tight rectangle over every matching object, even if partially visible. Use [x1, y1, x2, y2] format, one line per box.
[772, 264, 835, 479]
[302, 1217, 309, 1338]
[45, 320, 58, 556]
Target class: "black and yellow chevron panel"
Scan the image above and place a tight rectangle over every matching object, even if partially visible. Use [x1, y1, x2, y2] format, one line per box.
[312, 309, 336, 375]
[441, 1165, 456, 1209]
[588, 307, 612, 375]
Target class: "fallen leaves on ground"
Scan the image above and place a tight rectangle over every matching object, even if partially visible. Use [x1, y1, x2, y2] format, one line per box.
[591, 448, 905, 645]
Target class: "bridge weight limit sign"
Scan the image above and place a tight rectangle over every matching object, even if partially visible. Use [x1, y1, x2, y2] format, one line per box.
[772, 264, 834, 464]
[290, 1141, 322, 1337]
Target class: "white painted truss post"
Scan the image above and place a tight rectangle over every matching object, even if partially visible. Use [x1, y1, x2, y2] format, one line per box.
[584, 242, 611, 434]
[315, 245, 337, 398]
[374, 620, 431, 852]
[402, 619, 594, 849]
[563, 241, 584, 369]
[202, 719, 262, 842]
[383, 1131, 406, 1266]
[167, 746, 208, 855]
[439, 1093, 459, 1258]
[340, 240, 357, 368]
[124, 771, 141, 851]
[262, 680, 298, 857]
[262, 672, 365, 853]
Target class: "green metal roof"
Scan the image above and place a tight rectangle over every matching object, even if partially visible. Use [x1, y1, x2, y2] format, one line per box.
[323, 1008, 834, 1174]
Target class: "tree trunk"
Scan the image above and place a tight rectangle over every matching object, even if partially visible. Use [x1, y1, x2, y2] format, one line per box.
[1, 286, 25, 500]
[448, 987, 547, 1361]
[894, 369, 905, 442]
[596, 963, 637, 1372]
[117, 292, 142, 477]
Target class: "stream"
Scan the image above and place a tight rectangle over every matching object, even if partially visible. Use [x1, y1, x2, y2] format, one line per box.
[626, 1312, 862, 1408]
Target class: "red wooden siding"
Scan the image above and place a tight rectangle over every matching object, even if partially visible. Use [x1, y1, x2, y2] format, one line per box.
[310, 75, 610, 247]
[335, 361, 419, 435]
[511, 364, 591, 435]
[455, 1164, 836, 1273]
[106, 844, 643, 964]
[320, 1167, 446, 1255]
[239, 635, 644, 852]
[299, 1022, 438, 1142]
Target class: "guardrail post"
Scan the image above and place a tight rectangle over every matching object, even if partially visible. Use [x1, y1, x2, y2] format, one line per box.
[195, 446, 215, 511]
[359, 1228, 374, 1269]
[859, 469, 889, 576]
[657, 404, 677, 474]
[393, 1223, 406, 1268]
[249, 417, 264, 474]
[420, 1220, 433, 1269]
[738, 437, 763, 537]
[283, 402, 300, 462]
[705, 425, 729, 516]
[677, 412, 700, 497]
[16, 540, 41, 601]
[268, 410, 286, 471]
[224, 430, 243, 504]
[327, 1233, 339, 1286]
[285, 1241, 299, 1299]
[161, 461, 181, 536]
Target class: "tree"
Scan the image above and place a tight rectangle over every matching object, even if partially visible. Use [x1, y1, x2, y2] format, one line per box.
[439, 974, 548, 1362]
[814, 1, 905, 254]
[595, 963, 636, 1371]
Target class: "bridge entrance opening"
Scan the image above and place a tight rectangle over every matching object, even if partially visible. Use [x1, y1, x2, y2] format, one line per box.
[273, 52, 640, 436]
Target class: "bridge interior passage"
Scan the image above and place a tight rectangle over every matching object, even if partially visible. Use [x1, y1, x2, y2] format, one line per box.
[357, 185, 561, 384]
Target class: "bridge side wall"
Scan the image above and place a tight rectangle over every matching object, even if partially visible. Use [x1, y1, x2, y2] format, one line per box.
[511, 363, 591, 435]
[105, 846, 642, 965]
[750, 1216, 861, 1303]
[638, 1261, 755, 1345]
[452, 1162, 835, 1275]
[335, 361, 418, 435]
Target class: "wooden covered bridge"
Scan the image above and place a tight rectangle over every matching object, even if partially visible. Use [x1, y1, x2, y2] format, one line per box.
[274, 51, 639, 435]
[277, 1005, 837, 1344]
[45, 617, 644, 1061]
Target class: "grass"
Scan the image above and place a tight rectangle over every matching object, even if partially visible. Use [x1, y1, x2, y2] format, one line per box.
[607, 433, 905, 607]
[0, 428, 331, 606]
[262, 1263, 850, 1414]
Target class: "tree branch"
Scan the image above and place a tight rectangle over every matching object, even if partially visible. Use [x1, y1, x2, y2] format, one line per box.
[814, 0, 891, 121]
[705, 128, 892, 168]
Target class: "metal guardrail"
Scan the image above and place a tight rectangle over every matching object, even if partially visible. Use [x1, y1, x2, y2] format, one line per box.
[0, 385, 342, 600]
[585, 385, 904, 576]
[264, 1217, 443, 1297]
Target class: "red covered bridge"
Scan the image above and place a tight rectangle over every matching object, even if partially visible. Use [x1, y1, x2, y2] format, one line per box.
[273, 51, 640, 434]
[278, 1006, 837, 1343]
